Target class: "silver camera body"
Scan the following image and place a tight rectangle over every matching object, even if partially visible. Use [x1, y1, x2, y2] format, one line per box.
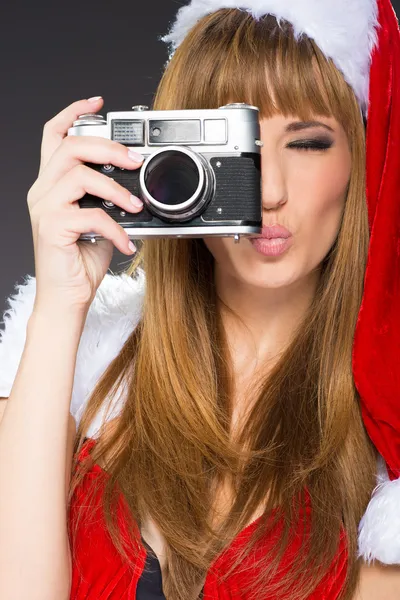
[67, 103, 263, 242]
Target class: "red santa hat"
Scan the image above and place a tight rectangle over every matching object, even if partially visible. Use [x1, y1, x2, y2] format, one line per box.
[0, 0, 399, 568]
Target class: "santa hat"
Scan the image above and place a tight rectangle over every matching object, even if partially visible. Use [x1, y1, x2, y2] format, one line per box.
[161, 0, 379, 116]
[1, 0, 400, 567]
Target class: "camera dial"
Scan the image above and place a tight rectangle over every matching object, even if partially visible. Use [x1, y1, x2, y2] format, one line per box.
[219, 103, 259, 111]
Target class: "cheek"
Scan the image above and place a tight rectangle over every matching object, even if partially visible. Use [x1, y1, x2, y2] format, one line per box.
[289, 154, 350, 258]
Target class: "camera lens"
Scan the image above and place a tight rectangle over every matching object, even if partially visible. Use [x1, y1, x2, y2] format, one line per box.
[144, 150, 200, 206]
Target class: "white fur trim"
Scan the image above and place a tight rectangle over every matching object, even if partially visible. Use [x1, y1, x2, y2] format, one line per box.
[161, 0, 379, 114]
[358, 455, 400, 564]
[0, 272, 145, 439]
[0, 275, 37, 399]
[2, 271, 400, 563]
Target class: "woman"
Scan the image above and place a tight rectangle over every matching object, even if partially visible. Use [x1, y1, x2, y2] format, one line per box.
[0, 0, 400, 599]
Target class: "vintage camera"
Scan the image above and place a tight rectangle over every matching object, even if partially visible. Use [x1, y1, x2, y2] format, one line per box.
[67, 103, 263, 243]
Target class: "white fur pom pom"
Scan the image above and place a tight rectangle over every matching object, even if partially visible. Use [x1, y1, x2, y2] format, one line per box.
[161, 0, 379, 115]
[0, 271, 146, 439]
[358, 455, 400, 564]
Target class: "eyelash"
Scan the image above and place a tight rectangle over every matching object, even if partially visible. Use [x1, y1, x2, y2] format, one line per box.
[287, 139, 333, 151]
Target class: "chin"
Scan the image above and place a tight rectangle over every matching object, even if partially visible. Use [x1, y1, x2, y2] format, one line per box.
[223, 255, 303, 290]
[235, 266, 301, 290]
[207, 236, 302, 288]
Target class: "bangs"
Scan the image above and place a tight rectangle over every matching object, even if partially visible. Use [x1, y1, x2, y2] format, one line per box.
[157, 10, 358, 128]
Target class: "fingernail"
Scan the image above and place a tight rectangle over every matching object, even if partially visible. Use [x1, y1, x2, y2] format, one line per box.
[128, 241, 137, 253]
[128, 150, 144, 162]
[88, 96, 102, 102]
[130, 194, 144, 208]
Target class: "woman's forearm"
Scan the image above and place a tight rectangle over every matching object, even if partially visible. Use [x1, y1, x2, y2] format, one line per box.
[0, 308, 86, 600]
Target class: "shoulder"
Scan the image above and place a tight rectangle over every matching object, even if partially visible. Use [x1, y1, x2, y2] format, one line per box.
[354, 561, 400, 599]
[0, 270, 146, 437]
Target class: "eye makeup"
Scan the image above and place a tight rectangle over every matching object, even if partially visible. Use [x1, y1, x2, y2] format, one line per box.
[287, 137, 334, 151]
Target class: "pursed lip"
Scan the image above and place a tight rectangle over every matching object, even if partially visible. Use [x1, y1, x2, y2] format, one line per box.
[250, 225, 292, 240]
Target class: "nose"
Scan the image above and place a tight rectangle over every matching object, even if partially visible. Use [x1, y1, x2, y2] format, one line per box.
[260, 155, 288, 211]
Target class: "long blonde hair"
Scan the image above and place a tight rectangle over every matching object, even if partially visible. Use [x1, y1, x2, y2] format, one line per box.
[69, 10, 377, 600]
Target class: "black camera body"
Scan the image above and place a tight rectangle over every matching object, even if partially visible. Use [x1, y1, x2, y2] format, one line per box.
[67, 103, 263, 241]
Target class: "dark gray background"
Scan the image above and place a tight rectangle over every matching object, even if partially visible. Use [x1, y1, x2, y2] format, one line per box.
[1, 1, 399, 316]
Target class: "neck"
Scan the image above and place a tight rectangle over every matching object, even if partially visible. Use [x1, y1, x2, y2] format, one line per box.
[215, 265, 320, 375]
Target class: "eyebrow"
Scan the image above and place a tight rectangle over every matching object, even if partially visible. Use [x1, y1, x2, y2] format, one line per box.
[285, 121, 335, 133]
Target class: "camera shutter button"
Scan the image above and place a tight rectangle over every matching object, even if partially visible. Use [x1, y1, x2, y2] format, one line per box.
[72, 113, 107, 126]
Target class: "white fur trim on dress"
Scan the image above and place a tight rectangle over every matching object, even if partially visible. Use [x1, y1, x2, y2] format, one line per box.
[160, 0, 380, 115]
[0, 271, 145, 439]
[1, 271, 400, 563]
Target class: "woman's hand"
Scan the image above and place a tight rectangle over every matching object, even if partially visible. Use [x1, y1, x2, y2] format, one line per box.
[27, 96, 145, 315]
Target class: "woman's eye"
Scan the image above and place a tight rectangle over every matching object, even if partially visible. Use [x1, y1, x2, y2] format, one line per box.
[287, 139, 333, 151]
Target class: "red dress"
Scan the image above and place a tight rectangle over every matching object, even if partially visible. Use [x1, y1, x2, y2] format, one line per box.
[69, 439, 348, 599]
